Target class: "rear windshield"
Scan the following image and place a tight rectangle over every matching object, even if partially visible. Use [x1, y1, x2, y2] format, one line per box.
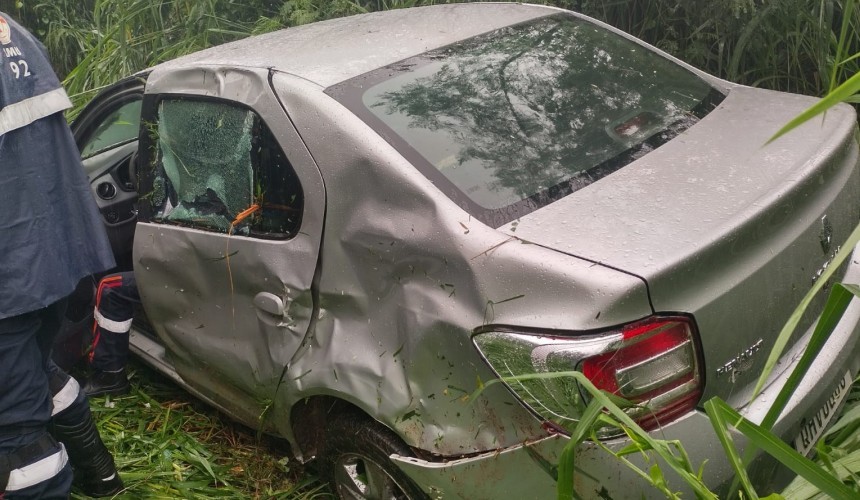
[327, 14, 723, 227]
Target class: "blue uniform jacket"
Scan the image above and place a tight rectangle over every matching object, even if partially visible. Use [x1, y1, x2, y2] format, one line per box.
[0, 12, 115, 319]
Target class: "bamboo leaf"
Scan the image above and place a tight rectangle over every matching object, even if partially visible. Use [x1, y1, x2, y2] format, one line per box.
[767, 71, 860, 143]
[751, 222, 860, 401]
[703, 398, 759, 499]
[710, 398, 855, 499]
[759, 283, 856, 432]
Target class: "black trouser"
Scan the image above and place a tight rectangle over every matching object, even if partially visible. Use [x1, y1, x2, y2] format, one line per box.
[0, 301, 73, 499]
[91, 272, 139, 372]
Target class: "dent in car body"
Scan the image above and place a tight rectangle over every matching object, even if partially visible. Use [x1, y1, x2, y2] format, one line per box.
[270, 71, 653, 455]
[135, 62, 654, 457]
[107, 3, 860, 497]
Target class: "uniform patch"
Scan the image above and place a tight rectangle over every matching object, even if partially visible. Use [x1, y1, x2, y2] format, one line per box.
[0, 16, 12, 45]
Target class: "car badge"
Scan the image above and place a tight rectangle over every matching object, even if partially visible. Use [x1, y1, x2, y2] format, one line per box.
[819, 215, 833, 255]
[0, 16, 11, 46]
[716, 338, 764, 382]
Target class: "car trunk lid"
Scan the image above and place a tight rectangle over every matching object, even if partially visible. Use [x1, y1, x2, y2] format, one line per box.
[502, 86, 860, 407]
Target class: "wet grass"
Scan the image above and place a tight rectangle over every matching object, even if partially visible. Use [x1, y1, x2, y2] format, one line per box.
[75, 360, 327, 499]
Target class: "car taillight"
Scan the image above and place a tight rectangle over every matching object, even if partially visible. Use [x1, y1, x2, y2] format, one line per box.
[581, 318, 701, 431]
[472, 316, 703, 436]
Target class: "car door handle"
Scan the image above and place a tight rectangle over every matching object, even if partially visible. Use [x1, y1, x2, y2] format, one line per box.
[254, 292, 285, 316]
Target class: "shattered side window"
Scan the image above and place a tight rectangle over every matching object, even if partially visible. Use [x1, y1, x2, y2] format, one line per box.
[149, 98, 304, 238]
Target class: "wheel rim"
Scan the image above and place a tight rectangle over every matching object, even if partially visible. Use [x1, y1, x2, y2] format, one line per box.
[334, 452, 406, 500]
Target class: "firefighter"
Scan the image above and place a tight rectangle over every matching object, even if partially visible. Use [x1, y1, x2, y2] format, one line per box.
[0, 12, 123, 498]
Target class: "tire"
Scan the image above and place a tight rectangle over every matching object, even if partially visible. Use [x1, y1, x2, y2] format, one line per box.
[320, 411, 428, 500]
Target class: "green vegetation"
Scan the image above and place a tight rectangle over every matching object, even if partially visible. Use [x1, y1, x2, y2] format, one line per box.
[77, 361, 325, 498]
[472, 251, 860, 498]
[2, 0, 858, 115]
[569, 0, 860, 96]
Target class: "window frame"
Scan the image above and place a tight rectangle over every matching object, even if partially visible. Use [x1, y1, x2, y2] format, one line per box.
[72, 76, 146, 159]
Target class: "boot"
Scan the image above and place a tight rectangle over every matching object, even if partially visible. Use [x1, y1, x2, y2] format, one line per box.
[51, 401, 124, 497]
[82, 369, 130, 397]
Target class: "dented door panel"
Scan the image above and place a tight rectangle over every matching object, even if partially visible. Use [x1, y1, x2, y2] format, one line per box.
[134, 66, 325, 422]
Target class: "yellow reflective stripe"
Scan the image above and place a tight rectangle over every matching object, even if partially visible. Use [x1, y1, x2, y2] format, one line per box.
[0, 87, 71, 136]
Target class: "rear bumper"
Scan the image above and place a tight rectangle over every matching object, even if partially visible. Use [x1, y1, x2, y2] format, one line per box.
[391, 413, 739, 499]
[392, 246, 860, 499]
[392, 434, 565, 499]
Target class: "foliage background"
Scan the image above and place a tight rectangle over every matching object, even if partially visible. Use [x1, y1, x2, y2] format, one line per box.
[0, 0, 858, 114]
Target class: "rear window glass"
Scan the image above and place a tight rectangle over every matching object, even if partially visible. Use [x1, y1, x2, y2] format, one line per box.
[327, 14, 723, 227]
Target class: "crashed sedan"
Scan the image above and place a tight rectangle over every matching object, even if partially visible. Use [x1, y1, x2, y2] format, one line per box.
[67, 3, 860, 498]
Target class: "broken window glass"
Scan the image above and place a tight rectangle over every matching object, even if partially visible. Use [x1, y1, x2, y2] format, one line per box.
[156, 99, 254, 233]
[150, 98, 304, 238]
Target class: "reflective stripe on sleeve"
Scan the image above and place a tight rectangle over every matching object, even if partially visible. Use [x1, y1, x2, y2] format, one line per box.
[0, 87, 72, 136]
[5, 444, 69, 491]
[51, 377, 79, 416]
[94, 307, 133, 333]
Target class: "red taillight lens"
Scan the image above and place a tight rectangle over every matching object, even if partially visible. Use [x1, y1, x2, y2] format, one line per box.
[581, 317, 702, 430]
[472, 315, 703, 436]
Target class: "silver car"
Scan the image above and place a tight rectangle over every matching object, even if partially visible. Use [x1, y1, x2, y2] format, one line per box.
[69, 3, 860, 498]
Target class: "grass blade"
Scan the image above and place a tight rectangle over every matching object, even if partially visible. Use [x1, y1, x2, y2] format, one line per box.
[471, 372, 718, 499]
[559, 398, 604, 500]
[703, 398, 759, 499]
[828, 0, 857, 92]
[710, 398, 855, 499]
[758, 283, 857, 431]
[751, 222, 860, 401]
[767, 71, 860, 144]
[731, 281, 860, 495]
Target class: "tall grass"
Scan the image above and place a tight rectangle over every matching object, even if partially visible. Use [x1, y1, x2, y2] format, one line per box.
[19, 0, 282, 113]
[82, 360, 327, 498]
[9, 0, 858, 116]
[569, 0, 860, 96]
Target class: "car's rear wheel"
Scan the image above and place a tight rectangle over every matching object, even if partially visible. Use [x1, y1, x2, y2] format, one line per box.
[320, 412, 427, 500]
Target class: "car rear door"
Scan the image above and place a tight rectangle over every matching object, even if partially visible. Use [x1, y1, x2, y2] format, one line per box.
[133, 65, 325, 424]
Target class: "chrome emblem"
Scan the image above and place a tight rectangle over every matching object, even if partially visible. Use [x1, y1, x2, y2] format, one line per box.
[812, 215, 840, 286]
[819, 215, 833, 255]
[716, 338, 764, 382]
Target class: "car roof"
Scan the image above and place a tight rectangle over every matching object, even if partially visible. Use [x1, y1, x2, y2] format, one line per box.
[151, 3, 557, 88]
